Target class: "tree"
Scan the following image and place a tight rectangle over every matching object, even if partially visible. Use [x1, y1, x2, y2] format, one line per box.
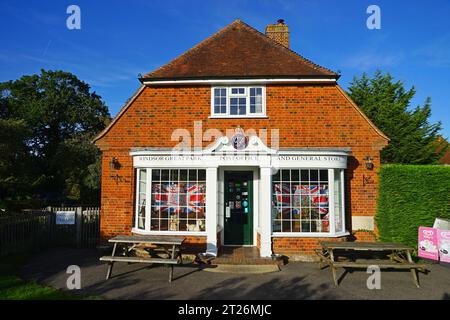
[0, 70, 110, 209]
[348, 71, 447, 164]
[0, 119, 35, 210]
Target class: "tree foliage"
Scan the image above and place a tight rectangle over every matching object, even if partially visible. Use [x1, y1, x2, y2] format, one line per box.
[0, 70, 110, 210]
[348, 71, 446, 164]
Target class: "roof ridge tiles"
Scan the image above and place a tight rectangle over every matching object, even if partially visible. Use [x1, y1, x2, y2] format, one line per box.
[141, 19, 337, 81]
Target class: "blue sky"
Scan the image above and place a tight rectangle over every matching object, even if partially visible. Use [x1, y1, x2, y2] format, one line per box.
[1, 0, 449, 138]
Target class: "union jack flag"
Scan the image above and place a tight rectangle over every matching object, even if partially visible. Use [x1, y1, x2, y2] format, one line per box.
[273, 184, 291, 209]
[166, 183, 185, 213]
[298, 184, 319, 194]
[312, 185, 329, 214]
[292, 185, 305, 208]
[186, 184, 205, 214]
[152, 183, 167, 209]
[152, 183, 205, 214]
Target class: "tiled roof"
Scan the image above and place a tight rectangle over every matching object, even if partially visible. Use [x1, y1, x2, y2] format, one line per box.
[141, 19, 337, 81]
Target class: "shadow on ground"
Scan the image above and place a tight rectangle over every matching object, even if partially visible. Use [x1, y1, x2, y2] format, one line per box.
[20, 248, 450, 300]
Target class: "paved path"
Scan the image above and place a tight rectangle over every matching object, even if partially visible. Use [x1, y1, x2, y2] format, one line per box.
[21, 248, 450, 300]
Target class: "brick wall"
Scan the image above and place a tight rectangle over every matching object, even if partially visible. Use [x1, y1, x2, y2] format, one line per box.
[351, 230, 378, 242]
[181, 236, 206, 253]
[96, 83, 388, 250]
[256, 232, 261, 255]
[272, 236, 348, 254]
[272, 236, 348, 261]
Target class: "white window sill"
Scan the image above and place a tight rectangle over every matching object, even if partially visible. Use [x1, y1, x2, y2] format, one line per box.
[132, 228, 207, 237]
[271, 231, 350, 238]
[209, 115, 268, 119]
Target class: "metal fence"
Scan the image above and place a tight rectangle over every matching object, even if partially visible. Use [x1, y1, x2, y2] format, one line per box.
[0, 207, 100, 257]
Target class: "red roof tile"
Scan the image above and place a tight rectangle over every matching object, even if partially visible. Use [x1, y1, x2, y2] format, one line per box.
[141, 19, 337, 81]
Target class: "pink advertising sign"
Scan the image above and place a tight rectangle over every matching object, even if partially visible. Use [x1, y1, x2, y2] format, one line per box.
[418, 227, 439, 261]
[437, 229, 450, 263]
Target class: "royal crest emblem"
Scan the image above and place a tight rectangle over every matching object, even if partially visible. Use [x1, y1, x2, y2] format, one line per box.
[230, 130, 249, 150]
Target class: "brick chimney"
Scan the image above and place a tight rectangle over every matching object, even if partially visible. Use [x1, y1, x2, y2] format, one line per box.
[265, 19, 289, 48]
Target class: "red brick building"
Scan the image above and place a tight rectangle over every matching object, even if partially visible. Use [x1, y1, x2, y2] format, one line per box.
[437, 136, 450, 165]
[94, 19, 389, 260]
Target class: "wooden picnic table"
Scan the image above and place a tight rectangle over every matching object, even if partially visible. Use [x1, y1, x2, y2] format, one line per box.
[99, 235, 185, 282]
[316, 241, 426, 288]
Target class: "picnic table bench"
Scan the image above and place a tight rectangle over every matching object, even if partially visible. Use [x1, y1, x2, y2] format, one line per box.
[316, 241, 427, 287]
[99, 235, 185, 282]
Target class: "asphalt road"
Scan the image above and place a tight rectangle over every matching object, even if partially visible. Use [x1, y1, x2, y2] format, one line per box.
[21, 248, 450, 300]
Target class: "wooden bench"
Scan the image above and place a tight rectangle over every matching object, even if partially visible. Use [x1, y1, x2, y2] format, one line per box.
[316, 242, 427, 288]
[100, 235, 185, 282]
[100, 256, 178, 264]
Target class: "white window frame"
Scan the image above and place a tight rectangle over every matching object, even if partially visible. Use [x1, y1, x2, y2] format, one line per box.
[210, 86, 267, 118]
[135, 168, 149, 230]
[271, 168, 348, 238]
[132, 168, 207, 236]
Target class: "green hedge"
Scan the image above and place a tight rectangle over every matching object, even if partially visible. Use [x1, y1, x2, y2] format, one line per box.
[376, 164, 450, 248]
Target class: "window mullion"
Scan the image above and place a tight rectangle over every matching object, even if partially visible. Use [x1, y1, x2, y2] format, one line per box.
[145, 169, 151, 231]
[341, 169, 346, 232]
[135, 169, 140, 229]
[226, 87, 230, 116]
[246, 88, 250, 115]
[262, 86, 266, 115]
[329, 169, 336, 234]
[211, 87, 215, 116]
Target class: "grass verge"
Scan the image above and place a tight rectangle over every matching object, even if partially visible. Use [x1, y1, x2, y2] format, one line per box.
[0, 254, 100, 300]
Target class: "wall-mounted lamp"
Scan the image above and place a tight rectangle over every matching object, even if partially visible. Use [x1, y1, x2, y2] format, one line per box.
[364, 156, 374, 170]
[109, 157, 121, 170]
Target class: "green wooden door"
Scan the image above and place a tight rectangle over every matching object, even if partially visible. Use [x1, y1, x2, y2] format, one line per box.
[224, 171, 253, 245]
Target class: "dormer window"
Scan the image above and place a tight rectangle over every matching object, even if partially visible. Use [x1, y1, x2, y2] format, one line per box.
[211, 86, 266, 118]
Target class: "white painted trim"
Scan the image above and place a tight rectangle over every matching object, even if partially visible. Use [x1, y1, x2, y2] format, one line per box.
[272, 231, 350, 238]
[218, 168, 225, 246]
[145, 168, 151, 231]
[206, 167, 218, 255]
[131, 150, 348, 156]
[259, 167, 273, 257]
[143, 78, 337, 85]
[329, 168, 336, 235]
[253, 168, 259, 246]
[134, 168, 139, 229]
[132, 228, 207, 237]
[211, 85, 266, 118]
[135, 168, 148, 231]
[341, 169, 346, 232]
[209, 115, 269, 119]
